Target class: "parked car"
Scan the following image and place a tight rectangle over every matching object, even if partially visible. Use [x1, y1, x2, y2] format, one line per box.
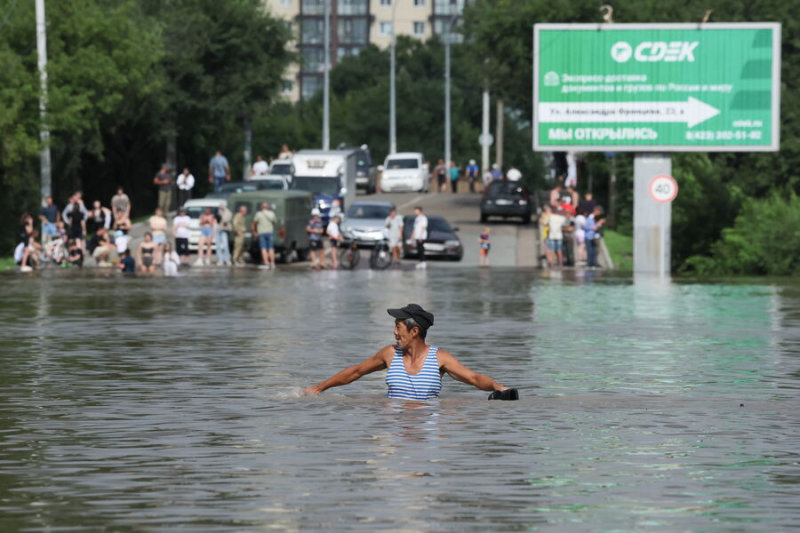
[340, 200, 395, 247]
[338, 144, 376, 194]
[402, 215, 463, 261]
[480, 181, 532, 224]
[227, 190, 314, 263]
[253, 160, 293, 186]
[205, 179, 286, 200]
[182, 198, 224, 252]
[380, 152, 429, 193]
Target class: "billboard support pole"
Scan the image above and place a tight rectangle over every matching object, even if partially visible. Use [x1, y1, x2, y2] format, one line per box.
[633, 153, 672, 276]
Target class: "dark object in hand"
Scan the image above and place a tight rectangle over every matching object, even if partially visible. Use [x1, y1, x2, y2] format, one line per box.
[488, 389, 519, 401]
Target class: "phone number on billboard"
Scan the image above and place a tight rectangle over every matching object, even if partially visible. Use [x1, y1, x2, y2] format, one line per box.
[686, 131, 763, 141]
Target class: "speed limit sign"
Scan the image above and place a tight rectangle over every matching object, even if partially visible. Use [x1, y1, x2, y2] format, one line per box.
[649, 175, 678, 203]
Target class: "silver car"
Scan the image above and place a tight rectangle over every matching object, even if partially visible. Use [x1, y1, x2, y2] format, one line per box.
[340, 200, 395, 247]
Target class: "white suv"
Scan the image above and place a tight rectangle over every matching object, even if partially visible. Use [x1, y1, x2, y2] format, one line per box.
[380, 152, 428, 193]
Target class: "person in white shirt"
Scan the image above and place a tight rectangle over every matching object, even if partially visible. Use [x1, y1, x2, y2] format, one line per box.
[326, 215, 342, 269]
[574, 210, 587, 266]
[384, 207, 404, 264]
[176, 168, 195, 207]
[547, 208, 568, 267]
[506, 165, 522, 182]
[411, 206, 428, 269]
[252, 155, 268, 178]
[172, 207, 192, 265]
[163, 242, 181, 276]
[278, 144, 292, 160]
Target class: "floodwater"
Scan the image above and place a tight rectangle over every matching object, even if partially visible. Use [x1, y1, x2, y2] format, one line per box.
[1, 268, 799, 532]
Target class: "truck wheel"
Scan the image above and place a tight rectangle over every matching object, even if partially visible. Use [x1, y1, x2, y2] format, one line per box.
[297, 247, 309, 262]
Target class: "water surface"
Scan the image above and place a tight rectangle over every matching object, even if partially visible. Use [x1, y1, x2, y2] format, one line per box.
[1, 269, 799, 531]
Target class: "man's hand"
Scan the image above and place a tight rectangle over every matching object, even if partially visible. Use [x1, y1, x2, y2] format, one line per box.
[208, 176, 214, 184]
[302, 385, 322, 396]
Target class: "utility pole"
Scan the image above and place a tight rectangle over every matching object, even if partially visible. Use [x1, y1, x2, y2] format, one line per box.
[322, 0, 330, 150]
[389, 0, 399, 154]
[35, 0, 52, 205]
[444, 26, 451, 171]
[495, 99, 504, 170]
[481, 89, 490, 174]
[243, 117, 253, 181]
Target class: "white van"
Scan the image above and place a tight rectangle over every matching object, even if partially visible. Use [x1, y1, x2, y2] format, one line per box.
[380, 152, 428, 193]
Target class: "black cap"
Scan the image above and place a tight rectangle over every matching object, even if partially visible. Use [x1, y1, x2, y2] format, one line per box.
[387, 304, 434, 330]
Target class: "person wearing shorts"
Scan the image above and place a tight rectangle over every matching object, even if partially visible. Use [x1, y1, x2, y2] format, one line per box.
[384, 207, 404, 264]
[306, 208, 325, 270]
[252, 202, 278, 269]
[196, 207, 216, 266]
[149, 208, 168, 264]
[172, 207, 191, 263]
[478, 227, 491, 266]
[546, 208, 567, 267]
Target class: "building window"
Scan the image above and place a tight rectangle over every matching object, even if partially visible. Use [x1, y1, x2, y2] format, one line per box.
[301, 0, 324, 15]
[337, 46, 363, 60]
[413, 22, 425, 35]
[280, 0, 292, 7]
[302, 75, 321, 100]
[434, 0, 465, 16]
[284, 20, 293, 35]
[380, 0, 391, 6]
[282, 80, 294, 94]
[301, 19, 324, 44]
[338, 18, 368, 45]
[414, 0, 425, 5]
[302, 47, 325, 72]
[338, 0, 368, 15]
[379, 21, 393, 36]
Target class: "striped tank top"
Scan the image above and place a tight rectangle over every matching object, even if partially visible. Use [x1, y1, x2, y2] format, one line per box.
[386, 346, 442, 400]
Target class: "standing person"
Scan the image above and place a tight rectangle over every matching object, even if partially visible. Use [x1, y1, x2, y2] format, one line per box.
[585, 206, 605, 268]
[111, 187, 131, 221]
[153, 164, 173, 215]
[252, 155, 268, 177]
[215, 202, 233, 266]
[434, 159, 447, 193]
[176, 168, 195, 208]
[306, 208, 325, 270]
[39, 196, 60, 249]
[506, 165, 522, 182]
[149, 208, 168, 264]
[302, 304, 511, 399]
[231, 204, 248, 266]
[196, 207, 216, 266]
[574, 208, 587, 266]
[112, 212, 132, 257]
[547, 208, 568, 267]
[252, 202, 278, 270]
[411, 206, 428, 270]
[482, 167, 494, 189]
[578, 192, 597, 217]
[326, 214, 342, 269]
[384, 207, 404, 265]
[490, 163, 503, 182]
[64, 197, 87, 253]
[137, 232, 157, 274]
[278, 144, 292, 160]
[449, 160, 460, 194]
[478, 227, 491, 266]
[539, 205, 552, 267]
[549, 180, 564, 209]
[208, 150, 231, 192]
[163, 242, 180, 276]
[465, 159, 480, 193]
[87, 201, 112, 235]
[172, 207, 192, 265]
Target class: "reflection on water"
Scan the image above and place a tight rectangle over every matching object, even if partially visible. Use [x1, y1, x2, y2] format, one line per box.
[1, 270, 799, 531]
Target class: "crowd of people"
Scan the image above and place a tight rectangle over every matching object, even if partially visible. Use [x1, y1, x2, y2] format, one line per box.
[539, 179, 606, 269]
[426, 159, 522, 194]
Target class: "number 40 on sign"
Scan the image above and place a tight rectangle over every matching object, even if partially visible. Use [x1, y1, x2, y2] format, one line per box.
[649, 175, 678, 203]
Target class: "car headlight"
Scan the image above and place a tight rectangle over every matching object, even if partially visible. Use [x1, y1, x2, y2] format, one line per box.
[445, 240, 460, 247]
[519, 199, 528, 205]
[485, 200, 494, 204]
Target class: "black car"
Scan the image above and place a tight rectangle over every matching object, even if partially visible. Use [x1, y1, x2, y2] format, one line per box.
[402, 215, 463, 261]
[480, 181, 532, 223]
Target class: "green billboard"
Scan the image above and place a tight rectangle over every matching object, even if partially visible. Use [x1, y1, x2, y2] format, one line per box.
[533, 23, 781, 152]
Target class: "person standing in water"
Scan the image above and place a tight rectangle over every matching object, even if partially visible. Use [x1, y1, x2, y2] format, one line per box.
[478, 227, 491, 266]
[302, 304, 509, 399]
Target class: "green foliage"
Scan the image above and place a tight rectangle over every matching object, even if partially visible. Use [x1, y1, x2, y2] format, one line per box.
[682, 192, 800, 276]
[603, 229, 633, 272]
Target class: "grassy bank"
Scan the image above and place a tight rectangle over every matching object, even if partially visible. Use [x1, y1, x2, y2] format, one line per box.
[0, 257, 16, 271]
[604, 230, 633, 272]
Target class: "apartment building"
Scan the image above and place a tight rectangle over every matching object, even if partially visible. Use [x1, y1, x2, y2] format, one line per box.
[264, 0, 469, 101]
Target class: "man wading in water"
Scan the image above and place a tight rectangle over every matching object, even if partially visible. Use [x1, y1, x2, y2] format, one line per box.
[302, 304, 511, 400]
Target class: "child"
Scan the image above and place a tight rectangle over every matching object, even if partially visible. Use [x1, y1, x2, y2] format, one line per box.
[68, 239, 84, 267]
[478, 227, 491, 266]
[163, 242, 180, 276]
[118, 249, 135, 274]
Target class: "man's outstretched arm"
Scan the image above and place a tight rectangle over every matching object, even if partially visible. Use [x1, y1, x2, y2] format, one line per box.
[439, 350, 508, 392]
[303, 346, 394, 395]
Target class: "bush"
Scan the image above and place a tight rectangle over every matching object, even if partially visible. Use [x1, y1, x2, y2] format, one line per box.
[682, 191, 800, 276]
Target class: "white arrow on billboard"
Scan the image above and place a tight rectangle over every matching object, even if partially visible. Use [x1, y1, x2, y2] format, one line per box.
[538, 97, 720, 128]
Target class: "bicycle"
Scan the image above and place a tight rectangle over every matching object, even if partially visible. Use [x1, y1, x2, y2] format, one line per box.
[337, 236, 361, 270]
[369, 235, 393, 270]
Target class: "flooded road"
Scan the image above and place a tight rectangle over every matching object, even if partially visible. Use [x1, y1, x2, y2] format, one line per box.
[1, 269, 799, 531]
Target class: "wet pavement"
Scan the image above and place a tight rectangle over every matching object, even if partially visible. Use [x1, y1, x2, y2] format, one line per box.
[1, 269, 799, 531]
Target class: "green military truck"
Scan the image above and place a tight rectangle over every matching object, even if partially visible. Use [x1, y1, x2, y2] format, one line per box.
[227, 190, 314, 264]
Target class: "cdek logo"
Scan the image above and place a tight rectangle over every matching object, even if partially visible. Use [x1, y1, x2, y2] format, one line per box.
[611, 41, 698, 63]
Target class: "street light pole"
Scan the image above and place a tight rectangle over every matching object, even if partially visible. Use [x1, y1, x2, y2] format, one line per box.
[444, 14, 459, 174]
[389, 0, 399, 155]
[35, 0, 52, 205]
[322, 0, 330, 150]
